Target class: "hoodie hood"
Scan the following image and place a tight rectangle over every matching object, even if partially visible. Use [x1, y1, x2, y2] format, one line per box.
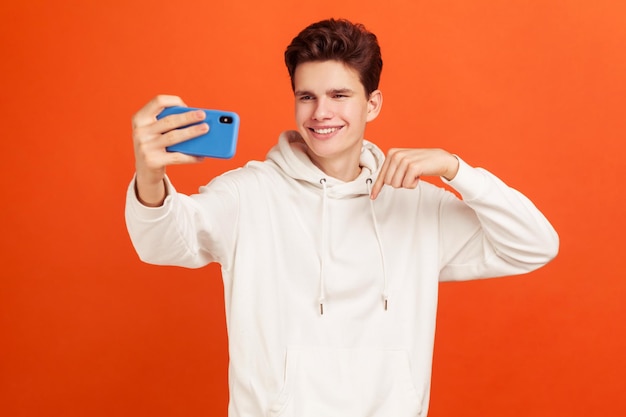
[266, 130, 386, 198]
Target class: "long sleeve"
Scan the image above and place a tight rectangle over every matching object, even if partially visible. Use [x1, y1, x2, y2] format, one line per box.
[124, 174, 239, 269]
[438, 157, 559, 281]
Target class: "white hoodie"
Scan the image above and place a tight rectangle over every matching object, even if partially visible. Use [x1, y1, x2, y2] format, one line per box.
[125, 130, 558, 417]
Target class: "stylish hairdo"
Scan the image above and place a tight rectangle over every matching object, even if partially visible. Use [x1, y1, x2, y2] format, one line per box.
[284, 18, 383, 96]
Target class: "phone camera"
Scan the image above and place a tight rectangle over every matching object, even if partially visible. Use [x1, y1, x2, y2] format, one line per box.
[219, 116, 233, 124]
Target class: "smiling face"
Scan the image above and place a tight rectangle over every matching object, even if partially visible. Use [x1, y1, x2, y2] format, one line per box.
[293, 60, 382, 181]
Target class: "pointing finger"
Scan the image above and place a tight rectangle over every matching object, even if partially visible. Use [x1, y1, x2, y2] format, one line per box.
[370, 157, 390, 200]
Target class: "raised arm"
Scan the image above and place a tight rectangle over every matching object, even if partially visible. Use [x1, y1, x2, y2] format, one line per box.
[125, 95, 238, 269]
[131, 95, 208, 206]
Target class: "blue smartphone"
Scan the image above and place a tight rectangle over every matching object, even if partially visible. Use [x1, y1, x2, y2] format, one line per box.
[157, 106, 240, 159]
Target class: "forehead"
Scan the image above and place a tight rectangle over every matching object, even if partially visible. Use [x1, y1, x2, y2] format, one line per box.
[293, 60, 365, 93]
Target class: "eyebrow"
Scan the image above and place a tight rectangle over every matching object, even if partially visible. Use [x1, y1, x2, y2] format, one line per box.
[328, 88, 354, 94]
[294, 88, 355, 96]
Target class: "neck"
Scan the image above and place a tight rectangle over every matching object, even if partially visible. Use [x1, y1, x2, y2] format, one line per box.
[307, 151, 362, 182]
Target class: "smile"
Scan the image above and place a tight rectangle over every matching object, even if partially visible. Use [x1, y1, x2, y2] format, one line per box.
[310, 127, 342, 135]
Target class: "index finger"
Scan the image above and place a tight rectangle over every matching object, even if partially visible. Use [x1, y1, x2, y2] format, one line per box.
[370, 158, 389, 200]
[132, 95, 187, 129]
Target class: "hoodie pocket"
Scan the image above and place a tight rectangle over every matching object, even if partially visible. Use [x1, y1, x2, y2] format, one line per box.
[267, 347, 424, 417]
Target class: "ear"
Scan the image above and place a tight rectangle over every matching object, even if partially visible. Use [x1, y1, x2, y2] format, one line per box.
[366, 89, 383, 122]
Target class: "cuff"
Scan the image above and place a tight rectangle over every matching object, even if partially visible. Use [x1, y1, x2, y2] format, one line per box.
[441, 156, 487, 201]
[126, 174, 176, 221]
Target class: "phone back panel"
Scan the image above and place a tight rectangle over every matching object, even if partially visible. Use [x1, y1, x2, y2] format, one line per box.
[157, 106, 239, 159]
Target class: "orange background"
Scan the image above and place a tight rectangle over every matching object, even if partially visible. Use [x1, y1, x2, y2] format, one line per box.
[1, 1, 624, 416]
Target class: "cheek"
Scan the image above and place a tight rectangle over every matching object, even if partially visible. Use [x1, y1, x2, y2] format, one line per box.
[294, 104, 308, 122]
[345, 105, 368, 123]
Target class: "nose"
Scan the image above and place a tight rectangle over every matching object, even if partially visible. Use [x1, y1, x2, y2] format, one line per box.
[312, 97, 333, 120]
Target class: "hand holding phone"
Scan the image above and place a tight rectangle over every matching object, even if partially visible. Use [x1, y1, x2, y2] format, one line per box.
[157, 106, 240, 159]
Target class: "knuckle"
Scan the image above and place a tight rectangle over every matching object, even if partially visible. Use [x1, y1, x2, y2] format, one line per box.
[131, 114, 141, 129]
[135, 143, 153, 162]
[137, 135, 153, 151]
[194, 122, 209, 135]
[175, 127, 192, 144]
[389, 149, 405, 162]
[132, 126, 149, 144]
[153, 94, 169, 106]
[132, 108, 153, 129]
[161, 115, 178, 130]
[398, 156, 410, 168]
[163, 130, 179, 146]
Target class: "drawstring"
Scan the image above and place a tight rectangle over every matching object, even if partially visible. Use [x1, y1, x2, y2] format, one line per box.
[316, 177, 389, 314]
[366, 178, 389, 311]
[318, 178, 328, 315]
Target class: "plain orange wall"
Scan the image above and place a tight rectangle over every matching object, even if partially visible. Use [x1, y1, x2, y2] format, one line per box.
[1, 1, 624, 416]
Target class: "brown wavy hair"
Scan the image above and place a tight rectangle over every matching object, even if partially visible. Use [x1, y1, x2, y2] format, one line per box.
[284, 18, 383, 96]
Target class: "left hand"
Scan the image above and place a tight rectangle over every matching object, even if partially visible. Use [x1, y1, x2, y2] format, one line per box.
[370, 148, 460, 200]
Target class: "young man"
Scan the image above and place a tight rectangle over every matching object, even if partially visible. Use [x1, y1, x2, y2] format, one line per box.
[126, 18, 558, 417]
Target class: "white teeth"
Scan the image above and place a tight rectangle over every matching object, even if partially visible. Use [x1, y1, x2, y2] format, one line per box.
[313, 127, 339, 134]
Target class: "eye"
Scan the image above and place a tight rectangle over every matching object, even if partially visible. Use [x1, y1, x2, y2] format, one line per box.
[299, 95, 314, 101]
